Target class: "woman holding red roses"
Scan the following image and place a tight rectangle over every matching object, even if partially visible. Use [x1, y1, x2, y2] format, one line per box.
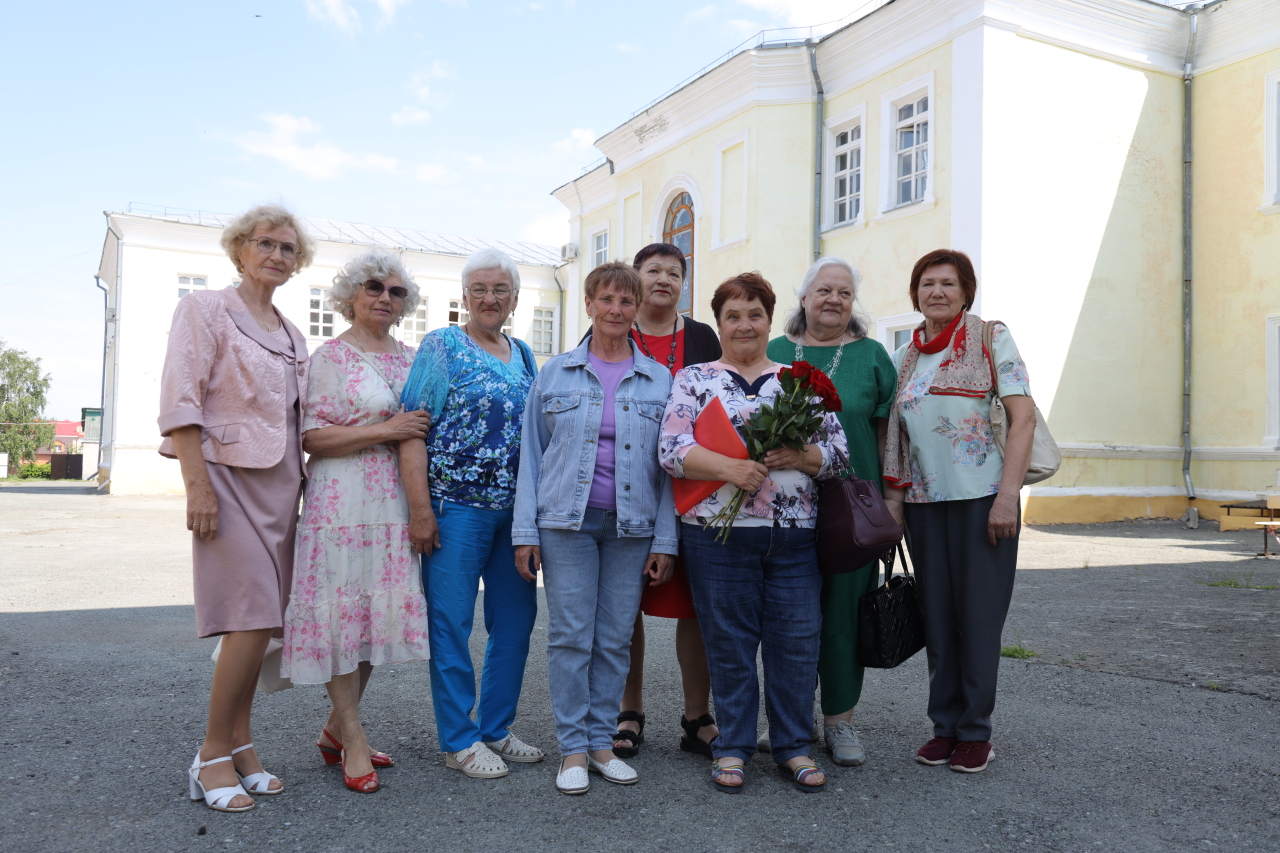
[767, 257, 897, 768]
[658, 272, 847, 794]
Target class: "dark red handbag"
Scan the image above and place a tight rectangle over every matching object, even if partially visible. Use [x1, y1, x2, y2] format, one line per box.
[816, 475, 903, 576]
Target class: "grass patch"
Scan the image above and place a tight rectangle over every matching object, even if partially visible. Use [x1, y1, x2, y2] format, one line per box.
[1001, 643, 1039, 660]
[1199, 570, 1278, 591]
[1206, 682, 1220, 690]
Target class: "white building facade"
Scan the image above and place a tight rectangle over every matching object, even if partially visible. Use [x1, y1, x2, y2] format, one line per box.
[95, 209, 564, 495]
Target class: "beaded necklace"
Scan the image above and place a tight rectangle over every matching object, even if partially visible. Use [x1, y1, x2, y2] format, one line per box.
[633, 315, 679, 370]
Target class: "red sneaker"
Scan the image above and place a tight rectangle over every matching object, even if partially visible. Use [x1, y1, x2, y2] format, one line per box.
[915, 737, 958, 766]
[949, 740, 994, 773]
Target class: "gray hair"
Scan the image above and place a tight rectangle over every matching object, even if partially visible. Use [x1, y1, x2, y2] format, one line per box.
[328, 248, 421, 323]
[461, 247, 521, 293]
[783, 257, 869, 339]
[221, 204, 316, 274]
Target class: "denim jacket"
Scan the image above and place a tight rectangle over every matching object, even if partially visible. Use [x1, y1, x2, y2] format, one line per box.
[512, 336, 678, 554]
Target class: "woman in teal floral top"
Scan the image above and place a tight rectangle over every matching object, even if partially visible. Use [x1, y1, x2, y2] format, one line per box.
[399, 248, 546, 780]
[882, 249, 1037, 775]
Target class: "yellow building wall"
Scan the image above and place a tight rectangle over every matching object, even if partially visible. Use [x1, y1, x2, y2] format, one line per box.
[821, 44, 953, 326]
[1190, 46, 1280, 454]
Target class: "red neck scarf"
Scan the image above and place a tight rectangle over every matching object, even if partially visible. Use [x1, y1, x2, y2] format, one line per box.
[913, 311, 965, 354]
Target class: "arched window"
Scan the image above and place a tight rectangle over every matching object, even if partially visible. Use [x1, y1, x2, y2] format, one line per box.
[662, 192, 694, 314]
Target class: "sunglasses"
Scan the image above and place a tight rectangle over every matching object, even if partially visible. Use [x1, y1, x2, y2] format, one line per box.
[363, 279, 408, 301]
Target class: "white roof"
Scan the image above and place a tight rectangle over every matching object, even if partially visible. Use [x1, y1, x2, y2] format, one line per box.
[115, 207, 561, 267]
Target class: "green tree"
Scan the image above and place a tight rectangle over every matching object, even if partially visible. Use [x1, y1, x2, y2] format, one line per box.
[0, 340, 54, 471]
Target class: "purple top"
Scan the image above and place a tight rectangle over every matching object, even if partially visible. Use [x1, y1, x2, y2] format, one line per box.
[587, 351, 635, 510]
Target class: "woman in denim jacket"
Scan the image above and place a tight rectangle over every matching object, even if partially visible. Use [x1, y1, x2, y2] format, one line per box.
[513, 262, 678, 795]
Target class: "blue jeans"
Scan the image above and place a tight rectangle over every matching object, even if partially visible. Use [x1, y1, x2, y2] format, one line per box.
[540, 507, 651, 756]
[421, 499, 538, 753]
[682, 523, 823, 765]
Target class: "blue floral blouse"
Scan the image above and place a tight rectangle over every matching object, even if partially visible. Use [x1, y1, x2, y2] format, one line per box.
[400, 325, 537, 510]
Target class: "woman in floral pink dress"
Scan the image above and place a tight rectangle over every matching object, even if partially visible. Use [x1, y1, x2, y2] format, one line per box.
[281, 249, 432, 794]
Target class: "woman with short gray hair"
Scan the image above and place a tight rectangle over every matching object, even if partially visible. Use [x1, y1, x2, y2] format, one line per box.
[282, 247, 433, 794]
[399, 247, 544, 779]
[767, 255, 896, 769]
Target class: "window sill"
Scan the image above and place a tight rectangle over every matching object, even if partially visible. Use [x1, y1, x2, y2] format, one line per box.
[1259, 201, 1280, 216]
[875, 198, 936, 223]
[821, 219, 866, 236]
[709, 237, 749, 254]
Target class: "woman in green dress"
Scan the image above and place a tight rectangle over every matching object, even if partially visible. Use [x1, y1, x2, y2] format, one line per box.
[766, 256, 896, 767]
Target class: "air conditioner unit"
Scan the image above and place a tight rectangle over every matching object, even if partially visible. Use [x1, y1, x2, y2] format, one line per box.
[560, 243, 578, 262]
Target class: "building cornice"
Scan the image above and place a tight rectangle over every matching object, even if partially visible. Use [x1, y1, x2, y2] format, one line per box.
[1192, 0, 1280, 76]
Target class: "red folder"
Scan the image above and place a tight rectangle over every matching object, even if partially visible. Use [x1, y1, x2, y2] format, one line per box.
[673, 395, 749, 515]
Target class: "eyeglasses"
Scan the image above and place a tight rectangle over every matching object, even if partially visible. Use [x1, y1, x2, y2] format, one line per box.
[466, 284, 513, 300]
[246, 237, 299, 260]
[363, 279, 408, 301]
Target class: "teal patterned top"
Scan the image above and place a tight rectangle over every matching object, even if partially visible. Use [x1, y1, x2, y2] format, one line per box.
[400, 325, 537, 510]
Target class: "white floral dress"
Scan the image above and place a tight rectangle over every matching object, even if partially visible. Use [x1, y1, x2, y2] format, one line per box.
[891, 323, 1031, 504]
[281, 339, 429, 684]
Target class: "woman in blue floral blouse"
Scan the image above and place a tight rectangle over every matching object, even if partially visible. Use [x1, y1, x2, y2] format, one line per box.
[399, 248, 545, 780]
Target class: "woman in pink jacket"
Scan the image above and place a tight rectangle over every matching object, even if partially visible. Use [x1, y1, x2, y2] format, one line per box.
[159, 204, 314, 813]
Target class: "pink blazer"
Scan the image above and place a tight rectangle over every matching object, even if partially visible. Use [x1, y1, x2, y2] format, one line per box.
[158, 286, 310, 469]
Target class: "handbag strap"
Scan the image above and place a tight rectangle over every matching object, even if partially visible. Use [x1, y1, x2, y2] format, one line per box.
[982, 320, 1003, 393]
[881, 541, 912, 583]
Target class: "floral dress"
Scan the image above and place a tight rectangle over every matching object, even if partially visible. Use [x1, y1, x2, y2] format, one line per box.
[658, 361, 848, 527]
[281, 339, 429, 684]
[892, 322, 1031, 504]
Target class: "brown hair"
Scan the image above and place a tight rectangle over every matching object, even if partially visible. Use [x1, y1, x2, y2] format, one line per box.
[711, 271, 776, 323]
[585, 261, 644, 302]
[909, 249, 977, 311]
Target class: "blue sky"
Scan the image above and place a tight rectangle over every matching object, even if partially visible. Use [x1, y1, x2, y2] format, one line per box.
[0, 0, 853, 416]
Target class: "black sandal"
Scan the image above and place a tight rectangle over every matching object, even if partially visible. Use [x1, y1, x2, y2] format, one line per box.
[680, 713, 719, 758]
[612, 711, 645, 758]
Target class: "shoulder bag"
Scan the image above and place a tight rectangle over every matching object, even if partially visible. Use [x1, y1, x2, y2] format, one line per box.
[983, 320, 1062, 485]
[816, 474, 903, 576]
[856, 543, 926, 669]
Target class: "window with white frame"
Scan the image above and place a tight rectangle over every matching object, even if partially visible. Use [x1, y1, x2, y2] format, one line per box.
[1263, 69, 1280, 213]
[592, 229, 609, 268]
[877, 311, 924, 355]
[177, 275, 207, 298]
[832, 125, 863, 225]
[531, 306, 557, 355]
[309, 288, 335, 338]
[401, 301, 429, 345]
[894, 95, 930, 207]
[448, 299, 468, 327]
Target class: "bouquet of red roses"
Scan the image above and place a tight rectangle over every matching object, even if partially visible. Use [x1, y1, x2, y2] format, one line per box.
[707, 360, 842, 542]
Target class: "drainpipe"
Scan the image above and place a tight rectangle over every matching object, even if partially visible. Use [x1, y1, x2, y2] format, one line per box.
[1180, 8, 1199, 501]
[551, 260, 569, 356]
[94, 274, 108, 481]
[808, 40, 825, 263]
[99, 212, 123, 494]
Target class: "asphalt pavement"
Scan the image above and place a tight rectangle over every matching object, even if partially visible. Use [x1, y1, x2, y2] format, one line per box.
[0, 494, 1276, 852]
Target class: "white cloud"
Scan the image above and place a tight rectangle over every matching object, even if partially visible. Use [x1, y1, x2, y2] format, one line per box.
[429, 59, 454, 79]
[529, 2, 544, 9]
[237, 114, 399, 180]
[553, 128, 596, 156]
[415, 163, 456, 183]
[465, 154, 485, 168]
[390, 105, 431, 126]
[683, 4, 718, 24]
[304, 0, 409, 32]
[520, 211, 569, 246]
[726, 17, 769, 39]
[735, 0, 857, 27]
[615, 41, 641, 53]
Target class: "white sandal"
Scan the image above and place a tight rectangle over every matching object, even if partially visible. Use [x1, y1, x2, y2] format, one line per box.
[587, 755, 638, 785]
[232, 743, 283, 795]
[556, 761, 590, 795]
[485, 732, 545, 763]
[189, 753, 254, 812]
[445, 742, 509, 779]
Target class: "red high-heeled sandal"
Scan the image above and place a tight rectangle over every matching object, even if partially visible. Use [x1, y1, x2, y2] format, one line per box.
[340, 749, 379, 794]
[317, 728, 394, 767]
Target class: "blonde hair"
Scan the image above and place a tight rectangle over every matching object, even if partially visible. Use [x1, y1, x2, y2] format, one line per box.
[220, 204, 316, 274]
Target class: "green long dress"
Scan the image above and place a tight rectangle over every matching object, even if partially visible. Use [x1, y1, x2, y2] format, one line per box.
[767, 333, 897, 715]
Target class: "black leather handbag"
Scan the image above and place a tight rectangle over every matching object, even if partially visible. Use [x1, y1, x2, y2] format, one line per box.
[856, 543, 926, 669]
[816, 475, 903, 576]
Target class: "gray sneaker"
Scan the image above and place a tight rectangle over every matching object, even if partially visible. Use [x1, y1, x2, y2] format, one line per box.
[824, 721, 866, 766]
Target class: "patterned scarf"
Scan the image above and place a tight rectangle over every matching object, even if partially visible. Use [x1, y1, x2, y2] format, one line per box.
[883, 311, 992, 488]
